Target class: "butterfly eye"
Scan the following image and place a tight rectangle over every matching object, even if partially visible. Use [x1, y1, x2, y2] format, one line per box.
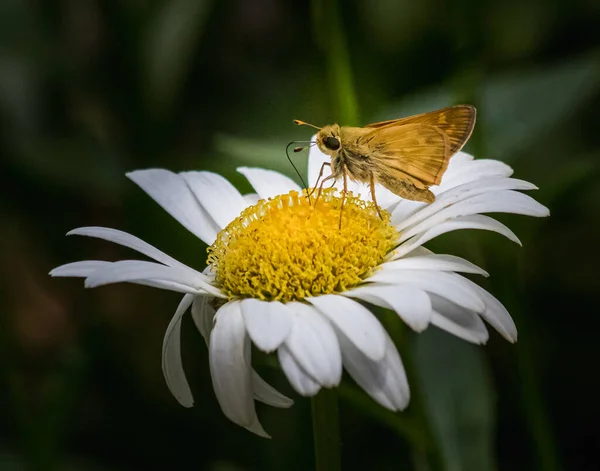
[324, 136, 341, 150]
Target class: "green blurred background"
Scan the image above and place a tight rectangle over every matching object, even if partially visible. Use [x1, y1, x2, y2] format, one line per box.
[1, 0, 600, 470]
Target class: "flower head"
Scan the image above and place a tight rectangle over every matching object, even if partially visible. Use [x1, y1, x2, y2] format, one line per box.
[51, 145, 549, 437]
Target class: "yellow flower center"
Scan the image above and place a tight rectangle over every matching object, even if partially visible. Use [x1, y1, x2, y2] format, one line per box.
[207, 189, 397, 302]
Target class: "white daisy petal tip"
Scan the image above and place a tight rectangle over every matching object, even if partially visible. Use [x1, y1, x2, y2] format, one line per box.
[307, 295, 387, 362]
[236, 166, 301, 200]
[162, 294, 196, 408]
[241, 299, 293, 353]
[244, 417, 271, 439]
[284, 302, 343, 388]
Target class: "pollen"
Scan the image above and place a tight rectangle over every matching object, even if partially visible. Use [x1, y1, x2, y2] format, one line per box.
[207, 189, 397, 303]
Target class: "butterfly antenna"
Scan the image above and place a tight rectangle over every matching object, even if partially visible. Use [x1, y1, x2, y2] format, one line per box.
[286, 141, 309, 191]
[294, 119, 322, 130]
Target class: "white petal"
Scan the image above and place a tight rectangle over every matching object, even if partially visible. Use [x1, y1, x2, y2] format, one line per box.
[438, 159, 513, 191]
[396, 178, 541, 232]
[381, 254, 488, 276]
[452, 276, 518, 342]
[191, 295, 216, 344]
[447, 151, 474, 164]
[251, 371, 294, 408]
[388, 156, 512, 225]
[430, 292, 488, 343]
[392, 215, 522, 259]
[429, 291, 490, 344]
[390, 200, 427, 226]
[437, 187, 550, 221]
[50, 261, 111, 277]
[430, 311, 488, 344]
[180, 171, 246, 229]
[237, 167, 301, 200]
[243, 193, 260, 206]
[338, 329, 409, 411]
[243, 416, 271, 438]
[307, 295, 386, 361]
[191, 298, 294, 407]
[130, 278, 208, 293]
[343, 285, 431, 332]
[283, 302, 342, 387]
[66, 227, 190, 270]
[83, 260, 223, 296]
[367, 270, 485, 313]
[278, 344, 321, 396]
[209, 302, 258, 428]
[240, 299, 293, 352]
[162, 294, 195, 407]
[127, 169, 220, 245]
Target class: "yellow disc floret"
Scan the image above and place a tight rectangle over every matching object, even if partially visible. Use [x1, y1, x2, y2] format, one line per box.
[207, 189, 397, 302]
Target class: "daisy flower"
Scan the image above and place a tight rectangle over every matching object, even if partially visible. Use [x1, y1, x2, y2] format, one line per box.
[50, 145, 549, 437]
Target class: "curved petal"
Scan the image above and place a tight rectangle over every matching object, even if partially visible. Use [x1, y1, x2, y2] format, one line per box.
[278, 344, 321, 396]
[338, 329, 409, 411]
[191, 298, 294, 407]
[392, 215, 522, 259]
[401, 189, 547, 241]
[180, 171, 246, 229]
[451, 275, 518, 342]
[307, 295, 386, 361]
[396, 178, 541, 232]
[429, 291, 490, 344]
[237, 167, 301, 200]
[209, 301, 261, 430]
[66, 227, 192, 270]
[367, 270, 485, 313]
[438, 159, 513, 192]
[50, 261, 111, 277]
[390, 200, 427, 226]
[191, 295, 216, 343]
[162, 294, 195, 407]
[83, 260, 223, 297]
[342, 285, 431, 332]
[381, 254, 488, 276]
[251, 371, 294, 408]
[127, 169, 220, 245]
[243, 416, 270, 438]
[284, 302, 342, 387]
[391, 158, 511, 225]
[240, 299, 293, 353]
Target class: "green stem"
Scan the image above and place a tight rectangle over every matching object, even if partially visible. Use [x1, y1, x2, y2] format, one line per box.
[312, 0, 360, 125]
[381, 309, 444, 471]
[311, 388, 342, 471]
[488, 249, 561, 471]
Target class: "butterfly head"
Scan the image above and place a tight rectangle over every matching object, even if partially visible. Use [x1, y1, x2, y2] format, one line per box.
[316, 124, 342, 157]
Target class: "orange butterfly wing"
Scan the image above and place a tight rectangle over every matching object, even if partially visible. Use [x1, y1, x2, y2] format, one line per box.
[362, 123, 451, 187]
[365, 104, 476, 154]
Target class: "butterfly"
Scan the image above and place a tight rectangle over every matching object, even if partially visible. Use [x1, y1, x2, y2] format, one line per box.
[295, 104, 476, 210]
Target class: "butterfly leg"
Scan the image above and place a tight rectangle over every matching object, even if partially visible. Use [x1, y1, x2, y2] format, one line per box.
[308, 161, 332, 202]
[369, 173, 384, 219]
[338, 168, 349, 228]
[314, 173, 335, 207]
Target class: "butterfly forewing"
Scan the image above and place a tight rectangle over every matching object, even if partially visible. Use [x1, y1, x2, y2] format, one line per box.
[295, 104, 476, 205]
[362, 123, 450, 186]
[365, 104, 476, 154]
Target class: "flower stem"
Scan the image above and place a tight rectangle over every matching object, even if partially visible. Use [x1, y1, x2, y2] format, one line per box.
[311, 389, 342, 471]
[311, 0, 360, 125]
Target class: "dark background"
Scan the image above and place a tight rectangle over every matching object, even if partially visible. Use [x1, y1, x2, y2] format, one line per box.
[1, 0, 600, 470]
